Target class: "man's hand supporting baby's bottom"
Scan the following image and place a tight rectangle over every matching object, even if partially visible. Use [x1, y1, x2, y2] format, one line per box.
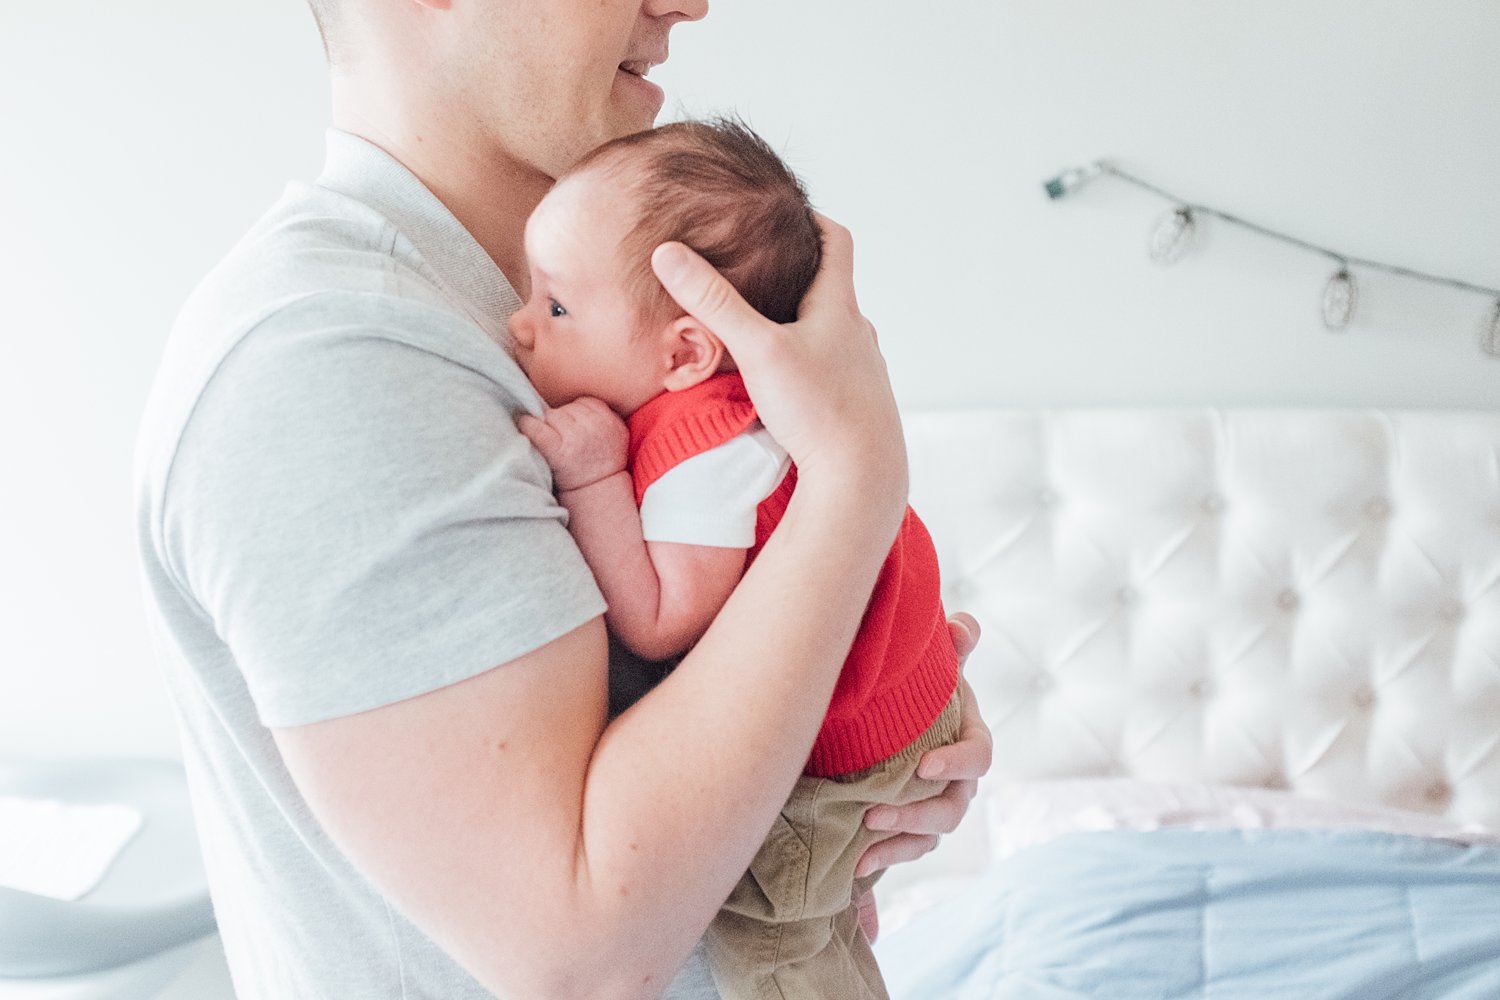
[851, 613, 990, 941]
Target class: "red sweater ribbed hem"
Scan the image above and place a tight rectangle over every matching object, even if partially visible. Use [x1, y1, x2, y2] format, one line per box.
[804, 608, 959, 777]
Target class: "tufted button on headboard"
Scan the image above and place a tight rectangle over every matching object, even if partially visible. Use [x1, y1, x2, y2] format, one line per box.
[905, 410, 1500, 825]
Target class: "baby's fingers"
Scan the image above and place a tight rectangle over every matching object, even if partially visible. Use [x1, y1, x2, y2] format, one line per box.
[516, 412, 544, 440]
[516, 412, 559, 451]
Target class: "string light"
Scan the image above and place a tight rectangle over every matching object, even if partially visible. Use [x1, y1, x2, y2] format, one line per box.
[1483, 301, 1500, 358]
[1043, 163, 1104, 200]
[1148, 207, 1196, 265]
[1043, 160, 1500, 356]
[1321, 268, 1358, 331]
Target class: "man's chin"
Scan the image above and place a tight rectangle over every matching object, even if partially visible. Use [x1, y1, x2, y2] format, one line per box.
[611, 70, 666, 133]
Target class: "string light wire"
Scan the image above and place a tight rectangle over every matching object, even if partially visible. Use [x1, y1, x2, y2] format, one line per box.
[1044, 160, 1500, 355]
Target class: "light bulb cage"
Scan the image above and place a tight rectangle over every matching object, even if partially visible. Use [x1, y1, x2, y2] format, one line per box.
[1148, 207, 1196, 265]
[1322, 268, 1358, 331]
[1482, 300, 1500, 358]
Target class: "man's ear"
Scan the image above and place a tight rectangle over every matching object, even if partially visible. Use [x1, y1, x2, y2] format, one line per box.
[660, 315, 727, 392]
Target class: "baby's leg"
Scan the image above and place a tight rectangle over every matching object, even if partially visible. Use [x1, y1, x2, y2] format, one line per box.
[705, 692, 962, 1000]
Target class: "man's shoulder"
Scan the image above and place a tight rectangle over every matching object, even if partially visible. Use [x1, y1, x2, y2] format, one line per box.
[180, 180, 458, 345]
[135, 180, 532, 515]
[165, 176, 522, 401]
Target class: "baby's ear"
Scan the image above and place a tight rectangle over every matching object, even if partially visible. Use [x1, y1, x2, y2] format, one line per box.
[660, 315, 727, 392]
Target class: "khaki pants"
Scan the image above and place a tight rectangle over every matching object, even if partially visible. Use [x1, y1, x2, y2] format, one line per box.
[705, 691, 962, 1000]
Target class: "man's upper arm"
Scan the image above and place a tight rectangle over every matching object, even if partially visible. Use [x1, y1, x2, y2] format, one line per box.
[165, 303, 605, 726]
[164, 307, 620, 994]
[272, 616, 612, 999]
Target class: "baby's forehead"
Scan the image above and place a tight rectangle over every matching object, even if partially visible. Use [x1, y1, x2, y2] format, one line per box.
[535, 168, 639, 238]
[527, 176, 652, 306]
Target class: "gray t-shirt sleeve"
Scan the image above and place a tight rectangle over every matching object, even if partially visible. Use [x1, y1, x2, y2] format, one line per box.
[162, 301, 606, 728]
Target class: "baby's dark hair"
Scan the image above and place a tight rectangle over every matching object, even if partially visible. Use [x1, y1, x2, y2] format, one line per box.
[563, 117, 822, 331]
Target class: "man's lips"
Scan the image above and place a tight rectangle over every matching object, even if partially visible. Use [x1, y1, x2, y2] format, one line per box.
[614, 44, 668, 118]
[617, 46, 668, 78]
[618, 59, 657, 78]
[615, 59, 666, 115]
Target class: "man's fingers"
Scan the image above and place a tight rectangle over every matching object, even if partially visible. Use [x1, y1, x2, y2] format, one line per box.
[865, 778, 975, 837]
[799, 212, 858, 319]
[651, 242, 765, 356]
[948, 612, 981, 661]
[918, 734, 992, 784]
[854, 832, 941, 879]
[917, 680, 993, 782]
[912, 623, 993, 781]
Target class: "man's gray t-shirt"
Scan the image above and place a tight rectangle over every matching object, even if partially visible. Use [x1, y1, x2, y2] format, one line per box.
[133, 130, 719, 999]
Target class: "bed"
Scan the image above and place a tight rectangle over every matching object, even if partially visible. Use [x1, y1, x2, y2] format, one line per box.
[872, 409, 1500, 999]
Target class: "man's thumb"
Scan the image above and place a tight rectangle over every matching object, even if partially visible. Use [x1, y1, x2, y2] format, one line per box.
[651, 242, 761, 352]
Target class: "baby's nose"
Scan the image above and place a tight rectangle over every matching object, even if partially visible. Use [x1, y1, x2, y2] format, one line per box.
[508, 308, 534, 349]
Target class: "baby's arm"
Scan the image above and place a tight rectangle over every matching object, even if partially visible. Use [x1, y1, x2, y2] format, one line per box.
[518, 397, 746, 662]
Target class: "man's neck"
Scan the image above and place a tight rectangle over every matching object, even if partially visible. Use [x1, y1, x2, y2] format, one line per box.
[331, 88, 551, 301]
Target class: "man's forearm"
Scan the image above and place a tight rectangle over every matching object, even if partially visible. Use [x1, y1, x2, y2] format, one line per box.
[571, 463, 905, 991]
[276, 474, 905, 1000]
[276, 221, 917, 1000]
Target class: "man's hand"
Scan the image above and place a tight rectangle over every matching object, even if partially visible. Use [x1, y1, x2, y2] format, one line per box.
[516, 397, 629, 492]
[650, 215, 906, 530]
[853, 613, 992, 940]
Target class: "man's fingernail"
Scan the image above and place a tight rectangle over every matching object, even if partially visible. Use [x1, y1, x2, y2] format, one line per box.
[866, 807, 893, 830]
[652, 242, 688, 280]
[920, 759, 945, 779]
[854, 859, 874, 878]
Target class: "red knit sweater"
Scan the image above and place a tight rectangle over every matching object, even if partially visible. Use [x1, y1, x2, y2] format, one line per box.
[627, 374, 959, 777]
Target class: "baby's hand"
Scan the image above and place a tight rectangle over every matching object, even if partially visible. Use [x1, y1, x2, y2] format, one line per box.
[517, 397, 629, 492]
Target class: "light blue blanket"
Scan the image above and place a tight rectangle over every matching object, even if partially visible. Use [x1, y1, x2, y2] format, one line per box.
[875, 829, 1500, 999]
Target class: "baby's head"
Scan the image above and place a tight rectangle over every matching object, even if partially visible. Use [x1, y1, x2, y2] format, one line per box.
[509, 117, 821, 415]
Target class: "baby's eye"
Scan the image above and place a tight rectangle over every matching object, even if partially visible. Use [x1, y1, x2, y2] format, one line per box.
[549, 299, 568, 318]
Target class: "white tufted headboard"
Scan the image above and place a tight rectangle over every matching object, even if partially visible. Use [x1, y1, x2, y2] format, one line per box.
[905, 410, 1500, 826]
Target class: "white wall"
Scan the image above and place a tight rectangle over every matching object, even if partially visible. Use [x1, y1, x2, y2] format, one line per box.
[653, 0, 1500, 410]
[1, 4, 330, 760]
[3, 1, 1497, 761]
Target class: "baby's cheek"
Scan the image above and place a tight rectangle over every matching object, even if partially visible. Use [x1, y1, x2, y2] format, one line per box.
[535, 371, 587, 410]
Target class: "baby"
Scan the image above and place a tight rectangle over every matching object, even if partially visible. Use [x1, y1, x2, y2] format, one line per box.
[510, 118, 960, 1000]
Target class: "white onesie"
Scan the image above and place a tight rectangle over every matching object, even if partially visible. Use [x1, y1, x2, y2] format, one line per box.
[638, 422, 792, 549]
